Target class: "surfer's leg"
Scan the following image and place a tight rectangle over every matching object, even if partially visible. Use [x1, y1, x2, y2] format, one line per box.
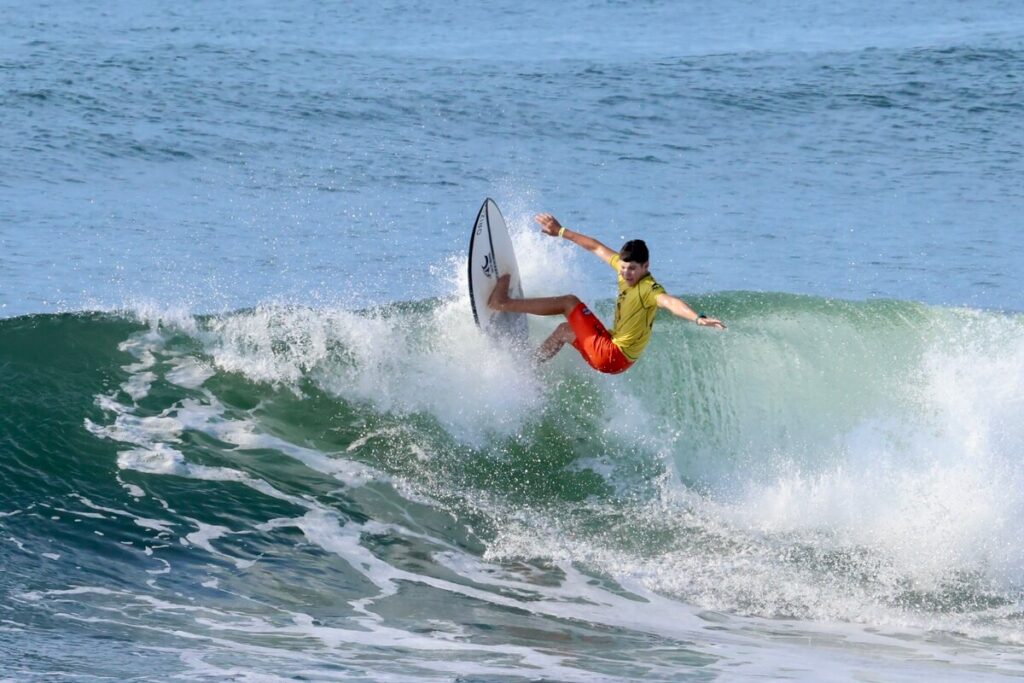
[536, 322, 575, 363]
[489, 275, 580, 316]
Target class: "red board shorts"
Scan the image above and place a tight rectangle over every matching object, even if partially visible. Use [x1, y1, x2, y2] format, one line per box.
[567, 302, 634, 375]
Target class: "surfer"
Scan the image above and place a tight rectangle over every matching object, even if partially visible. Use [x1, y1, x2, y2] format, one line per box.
[489, 213, 725, 374]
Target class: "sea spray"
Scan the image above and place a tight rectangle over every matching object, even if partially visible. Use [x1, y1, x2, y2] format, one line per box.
[3, 297, 1024, 682]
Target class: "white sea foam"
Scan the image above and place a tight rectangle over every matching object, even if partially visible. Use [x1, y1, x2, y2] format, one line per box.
[120, 481, 146, 498]
[193, 300, 546, 444]
[722, 316, 1024, 591]
[166, 356, 216, 389]
[182, 520, 256, 569]
[120, 300, 201, 336]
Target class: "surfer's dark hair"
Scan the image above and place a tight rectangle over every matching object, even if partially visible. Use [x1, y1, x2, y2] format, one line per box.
[619, 240, 649, 264]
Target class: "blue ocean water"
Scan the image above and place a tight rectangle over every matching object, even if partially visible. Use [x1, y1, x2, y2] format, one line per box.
[3, 1, 1024, 681]
[4, 0, 1023, 316]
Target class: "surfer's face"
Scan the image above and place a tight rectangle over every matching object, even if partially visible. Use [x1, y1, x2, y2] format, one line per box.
[618, 260, 649, 286]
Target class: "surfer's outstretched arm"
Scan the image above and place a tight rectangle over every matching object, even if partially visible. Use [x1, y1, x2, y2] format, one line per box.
[656, 293, 727, 329]
[535, 214, 616, 265]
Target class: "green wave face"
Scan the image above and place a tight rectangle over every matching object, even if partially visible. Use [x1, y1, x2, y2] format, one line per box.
[2, 296, 1024, 679]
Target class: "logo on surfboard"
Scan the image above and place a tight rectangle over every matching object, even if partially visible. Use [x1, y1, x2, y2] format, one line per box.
[482, 253, 496, 278]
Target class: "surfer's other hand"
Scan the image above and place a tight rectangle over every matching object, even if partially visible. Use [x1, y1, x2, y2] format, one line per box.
[535, 213, 562, 237]
[697, 317, 727, 330]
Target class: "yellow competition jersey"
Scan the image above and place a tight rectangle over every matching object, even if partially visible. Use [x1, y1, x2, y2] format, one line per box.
[609, 254, 665, 361]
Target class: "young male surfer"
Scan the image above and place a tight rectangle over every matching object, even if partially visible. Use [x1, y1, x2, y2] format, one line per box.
[489, 213, 725, 374]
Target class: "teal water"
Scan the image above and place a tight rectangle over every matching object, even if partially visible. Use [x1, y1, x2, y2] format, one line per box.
[3, 292, 1024, 680]
[4, 0, 1024, 680]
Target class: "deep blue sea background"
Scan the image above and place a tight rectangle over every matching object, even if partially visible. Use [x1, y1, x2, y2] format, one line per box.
[4, 0, 1023, 316]
[4, 1, 1024, 681]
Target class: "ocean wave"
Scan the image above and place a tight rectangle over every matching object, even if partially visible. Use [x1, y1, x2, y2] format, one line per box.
[2, 295, 1024, 679]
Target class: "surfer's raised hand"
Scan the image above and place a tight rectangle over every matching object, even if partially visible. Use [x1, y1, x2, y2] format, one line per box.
[535, 213, 562, 237]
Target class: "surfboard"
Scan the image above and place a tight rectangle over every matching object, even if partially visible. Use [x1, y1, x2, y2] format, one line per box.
[468, 198, 529, 344]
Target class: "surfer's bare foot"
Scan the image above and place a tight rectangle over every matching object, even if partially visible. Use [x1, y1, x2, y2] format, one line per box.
[488, 274, 511, 310]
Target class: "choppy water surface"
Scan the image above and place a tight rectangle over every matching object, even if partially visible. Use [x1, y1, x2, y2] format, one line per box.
[3, 0, 1023, 315]
[3, 0, 1024, 680]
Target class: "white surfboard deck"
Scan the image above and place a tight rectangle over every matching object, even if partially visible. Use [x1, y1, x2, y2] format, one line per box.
[468, 198, 529, 344]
